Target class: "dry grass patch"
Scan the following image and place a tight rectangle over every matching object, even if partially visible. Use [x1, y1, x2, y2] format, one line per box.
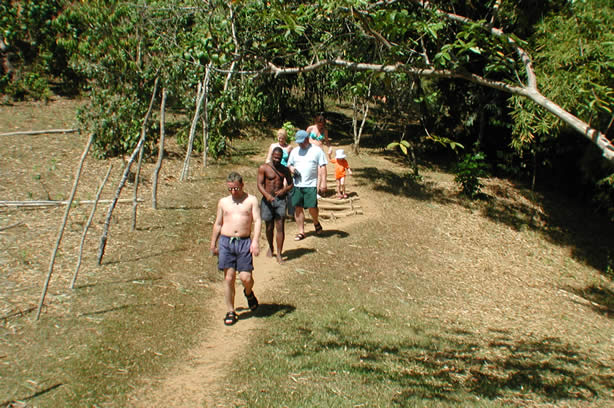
[224, 148, 614, 407]
[0, 97, 273, 405]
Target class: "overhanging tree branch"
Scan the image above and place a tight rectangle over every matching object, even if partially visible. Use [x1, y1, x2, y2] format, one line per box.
[267, 58, 614, 160]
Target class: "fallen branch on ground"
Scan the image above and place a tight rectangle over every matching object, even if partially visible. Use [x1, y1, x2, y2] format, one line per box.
[0, 199, 140, 208]
[0, 128, 79, 137]
[0, 221, 23, 231]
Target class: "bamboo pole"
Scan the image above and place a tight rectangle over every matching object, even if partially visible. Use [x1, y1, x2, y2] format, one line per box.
[152, 87, 168, 210]
[0, 128, 79, 137]
[0, 221, 23, 231]
[132, 77, 159, 231]
[97, 137, 145, 265]
[71, 164, 113, 289]
[36, 133, 94, 320]
[0, 199, 138, 208]
[202, 66, 212, 168]
[181, 79, 204, 181]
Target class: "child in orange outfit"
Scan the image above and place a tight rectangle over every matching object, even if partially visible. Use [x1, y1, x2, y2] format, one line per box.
[328, 148, 352, 199]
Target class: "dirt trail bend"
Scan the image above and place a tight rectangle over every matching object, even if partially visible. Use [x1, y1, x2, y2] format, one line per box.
[128, 164, 370, 407]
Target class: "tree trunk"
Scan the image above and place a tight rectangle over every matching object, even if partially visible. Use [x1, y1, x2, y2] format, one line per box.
[0, 37, 14, 78]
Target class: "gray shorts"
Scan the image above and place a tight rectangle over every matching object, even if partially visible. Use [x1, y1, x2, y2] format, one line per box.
[218, 235, 253, 272]
[260, 197, 287, 221]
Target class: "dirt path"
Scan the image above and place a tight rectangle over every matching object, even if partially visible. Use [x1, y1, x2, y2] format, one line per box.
[128, 168, 371, 407]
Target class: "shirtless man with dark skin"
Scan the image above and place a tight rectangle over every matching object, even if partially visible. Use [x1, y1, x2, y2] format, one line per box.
[257, 147, 294, 264]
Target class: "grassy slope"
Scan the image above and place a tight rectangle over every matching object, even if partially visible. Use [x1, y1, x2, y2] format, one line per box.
[1, 99, 613, 407]
[222, 151, 614, 407]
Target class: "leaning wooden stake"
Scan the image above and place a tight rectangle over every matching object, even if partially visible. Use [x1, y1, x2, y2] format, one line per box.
[98, 138, 145, 265]
[132, 77, 159, 230]
[181, 63, 211, 181]
[202, 65, 212, 167]
[36, 133, 94, 320]
[152, 87, 167, 210]
[181, 81, 203, 181]
[70, 164, 113, 289]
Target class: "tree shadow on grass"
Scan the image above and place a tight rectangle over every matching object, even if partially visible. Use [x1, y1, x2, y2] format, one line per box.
[560, 285, 614, 316]
[306, 322, 613, 404]
[283, 247, 317, 261]
[236, 303, 296, 320]
[309, 228, 350, 239]
[102, 247, 186, 265]
[353, 166, 454, 204]
[355, 162, 614, 287]
[79, 303, 156, 317]
[482, 184, 614, 283]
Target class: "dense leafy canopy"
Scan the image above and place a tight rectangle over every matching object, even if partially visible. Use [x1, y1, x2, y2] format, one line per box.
[1, 0, 613, 209]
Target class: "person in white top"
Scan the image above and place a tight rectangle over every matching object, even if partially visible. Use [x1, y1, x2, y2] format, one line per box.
[287, 130, 327, 241]
[265, 128, 293, 166]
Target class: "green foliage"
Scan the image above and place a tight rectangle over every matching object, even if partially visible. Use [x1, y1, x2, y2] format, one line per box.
[455, 152, 489, 199]
[1, 71, 51, 101]
[510, 0, 614, 152]
[282, 121, 296, 140]
[0, 0, 77, 99]
[387, 139, 412, 156]
[594, 174, 614, 222]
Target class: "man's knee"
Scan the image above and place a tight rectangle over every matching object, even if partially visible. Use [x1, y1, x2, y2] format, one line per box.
[224, 269, 236, 283]
[239, 273, 253, 285]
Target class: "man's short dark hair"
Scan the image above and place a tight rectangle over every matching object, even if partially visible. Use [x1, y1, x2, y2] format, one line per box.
[227, 172, 243, 183]
[272, 146, 283, 156]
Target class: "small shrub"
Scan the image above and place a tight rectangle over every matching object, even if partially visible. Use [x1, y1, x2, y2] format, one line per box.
[594, 173, 614, 221]
[455, 152, 489, 199]
[282, 121, 296, 141]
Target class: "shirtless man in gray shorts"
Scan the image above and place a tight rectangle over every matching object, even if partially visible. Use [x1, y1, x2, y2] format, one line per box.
[257, 147, 293, 264]
[210, 172, 261, 326]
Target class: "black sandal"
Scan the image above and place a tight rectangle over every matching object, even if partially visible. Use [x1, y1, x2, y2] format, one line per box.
[244, 289, 259, 311]
[294, 233, 306, 241]
[314, 222, 323, 235]
[224, 311, 238, 326]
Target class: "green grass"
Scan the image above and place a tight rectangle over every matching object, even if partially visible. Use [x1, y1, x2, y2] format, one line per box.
[224, 189, 614, 407]
[2, 101, 612, 407]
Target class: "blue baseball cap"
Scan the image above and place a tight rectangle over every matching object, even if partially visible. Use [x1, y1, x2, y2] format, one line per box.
[295, 130, 308, 143]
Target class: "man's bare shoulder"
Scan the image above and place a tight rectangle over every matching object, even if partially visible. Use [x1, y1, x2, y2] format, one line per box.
[218, 195, 233, 207]
[246, 193, 259, 205]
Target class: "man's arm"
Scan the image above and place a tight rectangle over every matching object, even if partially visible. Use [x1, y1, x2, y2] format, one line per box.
[210, 199, 224, 255]
[323, 129, 331, 148]
[318, 164, 327, 193]
[249, 196, 261, 256]
[287, 150, 296, 176]
[318, 148, 328, 193]
[278, 167, 294, 196]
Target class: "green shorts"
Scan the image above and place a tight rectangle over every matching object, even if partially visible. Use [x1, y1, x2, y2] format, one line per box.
[292, 186, 318, 209]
